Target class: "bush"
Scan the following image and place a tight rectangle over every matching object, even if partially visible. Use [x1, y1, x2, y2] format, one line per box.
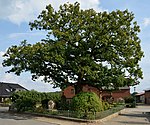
[11, 90, 61, 112]
[70, 92, 103, 118]
[57, 95, 70, 110]
[15, 97, 36, 112]
[102, 101, 110, 110]
[124, 96, 136, 108]
[124, 96, 134, 103]
[41, 99, 49, 109]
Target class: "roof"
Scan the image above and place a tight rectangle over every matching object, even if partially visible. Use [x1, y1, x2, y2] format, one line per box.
[102, 86, 130, 90]
[118, 86, 130, 90]
[0, 82, 27, 97]
[145, 88, 150, 92]
[135, 92, 145, 96]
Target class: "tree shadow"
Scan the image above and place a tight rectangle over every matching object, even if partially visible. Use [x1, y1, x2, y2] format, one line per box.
[119, 113, 146, 118]
[118, 112, 150, 124]
[118, 121, 149, 124]
[144, 112, 150, 122]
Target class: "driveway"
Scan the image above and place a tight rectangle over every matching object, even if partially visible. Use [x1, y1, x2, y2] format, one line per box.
[0, 107, 57, 125]
[100, 105, 150, 125]
[0, 105, 150, 125]
[35, 105, 150, 125]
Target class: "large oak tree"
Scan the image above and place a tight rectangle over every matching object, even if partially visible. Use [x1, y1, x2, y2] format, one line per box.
[3, 2, 144, 93]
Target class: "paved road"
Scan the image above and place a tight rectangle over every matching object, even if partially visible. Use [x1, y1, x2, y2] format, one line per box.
[35, 105, 150, 125]
[0, 107, 57, 125]
[0, 105, 150, 125]
[100, 105, 150, 125]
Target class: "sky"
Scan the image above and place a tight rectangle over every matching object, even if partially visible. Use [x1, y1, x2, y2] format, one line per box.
[0, 0, 150, 93]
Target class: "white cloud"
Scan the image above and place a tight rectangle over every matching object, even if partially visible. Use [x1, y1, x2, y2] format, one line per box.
[0, 51, 59, 92]
[50, 0, 102, 11]
[9, 31, 46, 39]
[143, 18, 150, 27]
[0, 0, 103, 25]
[0, 72, 60, 92]
[0, 51, 4, 57]
[0, 51, 5, 68]
[0, 0, 50, 25]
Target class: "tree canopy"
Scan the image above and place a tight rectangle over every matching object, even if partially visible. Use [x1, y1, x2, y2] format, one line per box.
[3, 2, 144, 93]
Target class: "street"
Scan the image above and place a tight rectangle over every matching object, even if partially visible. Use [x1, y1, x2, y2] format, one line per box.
[0, 105, 150, 125]
[101, 105, 150, 125]
[35, 105, 150, 125]
[0, 107, 57, 125]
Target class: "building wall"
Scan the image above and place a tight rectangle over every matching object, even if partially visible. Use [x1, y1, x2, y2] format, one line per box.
[145, 91, 150, 104]
[82, 85, 101, 98]
[140, 95, 145, 103]
[112, 89, 130, 101]
[63, 86, 75, 99]
[63, 85, 130, 102]
[135, 94, 145, 103]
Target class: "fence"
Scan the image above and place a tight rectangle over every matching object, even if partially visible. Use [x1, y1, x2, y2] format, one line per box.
[45, 105, 125, 120]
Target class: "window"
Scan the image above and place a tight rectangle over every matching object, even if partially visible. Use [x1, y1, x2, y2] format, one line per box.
[6, 89, 10, 92]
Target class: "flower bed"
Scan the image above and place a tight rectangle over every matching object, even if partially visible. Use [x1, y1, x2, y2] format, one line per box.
[27, 104, 125, 120]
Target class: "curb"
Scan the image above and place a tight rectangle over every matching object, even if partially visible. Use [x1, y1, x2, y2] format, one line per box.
[93, 108, 126, 123]
[18, 108, 126, 123]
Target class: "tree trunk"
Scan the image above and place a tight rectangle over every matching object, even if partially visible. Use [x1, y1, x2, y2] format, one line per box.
[74, 73, 83, 94]
[74, 82, 83, 94]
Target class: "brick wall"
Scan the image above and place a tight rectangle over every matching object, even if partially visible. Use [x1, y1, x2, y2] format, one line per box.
[63, 85, 130, 102]
[111, 89, 130, 101]
[82, 85, 101, 98]
[63, 86, 75, 99]
[145, 90, 150, 104]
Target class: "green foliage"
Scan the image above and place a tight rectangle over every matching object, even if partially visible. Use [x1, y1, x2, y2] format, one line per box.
[3, 2, 144, 92]
[12, 90, 41, 103]
[15, 98, 36, 112]
[71, 92, 103, 115]
[124, 96, 134, 103]
[11, 90, 61, 112]
[41, 99, 49, 109]
[34, 106, 45, 113]
[57, 95, 70, 110]
[102, 101, 110, 110]
[125, 96, 136, 108]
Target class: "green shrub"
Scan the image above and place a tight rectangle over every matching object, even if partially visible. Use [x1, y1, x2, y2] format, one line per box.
[11, 90, 61, 112]
[70, 92, 103, 118]
[57, 95, 70, 110]
[15, 97, 36, 112]
[102, 101, 110, 110]
[41, 99, 49, 109]
[124, 96, 134, 103]
[124, 96, 136, 108]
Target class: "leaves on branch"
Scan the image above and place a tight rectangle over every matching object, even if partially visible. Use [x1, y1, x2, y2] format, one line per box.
[3, 2, 144, 90]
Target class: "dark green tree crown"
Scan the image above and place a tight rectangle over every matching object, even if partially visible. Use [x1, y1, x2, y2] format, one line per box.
[3, 2, 144, 90]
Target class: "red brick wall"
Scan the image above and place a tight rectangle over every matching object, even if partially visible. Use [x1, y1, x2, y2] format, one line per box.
[82, 85, 101, 98]
[63, 85, 130, 101]
[145, 91, 150, 104]
[111, 89, 130, 101]
[63, 86, 75, 99]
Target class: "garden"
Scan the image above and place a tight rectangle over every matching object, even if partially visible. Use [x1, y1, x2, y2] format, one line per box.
[8, 90, 128, 120]
[2, 2, 142, 120]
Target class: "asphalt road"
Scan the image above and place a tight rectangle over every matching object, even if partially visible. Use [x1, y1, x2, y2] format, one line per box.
[0, 107, 57, 125]
[100, 105, 150, 125]
[0, 105, 150, 125]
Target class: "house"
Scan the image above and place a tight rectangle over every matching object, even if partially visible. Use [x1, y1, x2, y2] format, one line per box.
[0, 82, 28, 102]
[63, 84, 130, 102]
[135, 92, 145, 103]
[101, 86, 130, 102]
[145, 89, 150, 104]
